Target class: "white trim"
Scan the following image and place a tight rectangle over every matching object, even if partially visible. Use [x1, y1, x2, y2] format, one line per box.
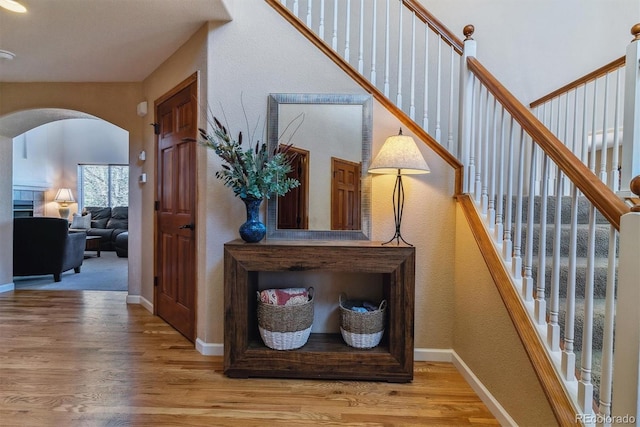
[126, 294, 153, 313]
[0, 282, 15, 293]
[450, 350, 518, 427]
[195, 339, 223, 356]
[414, 347, 454, 362]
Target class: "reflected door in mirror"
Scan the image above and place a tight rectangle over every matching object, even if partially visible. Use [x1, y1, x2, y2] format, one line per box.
[277, 147, 309, 229]
[331, 157, 361, 230]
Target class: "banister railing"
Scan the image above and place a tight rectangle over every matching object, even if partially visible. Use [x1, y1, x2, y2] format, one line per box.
[467, 56, 629, 230]
[460, 25, 635, 423]
[267, 1, 640, 424]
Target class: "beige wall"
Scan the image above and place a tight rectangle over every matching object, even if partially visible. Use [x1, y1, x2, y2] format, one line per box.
[0, 136, 12, 286]
[140, 22, 209, 331]
[453, 204, 556, 426]
[200, 1, 458, 348]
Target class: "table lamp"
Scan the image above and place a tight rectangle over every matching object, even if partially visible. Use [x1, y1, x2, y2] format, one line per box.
[54, 188, 75, 220]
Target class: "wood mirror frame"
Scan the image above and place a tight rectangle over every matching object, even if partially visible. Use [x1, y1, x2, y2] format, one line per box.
[266, 93, 372, 240]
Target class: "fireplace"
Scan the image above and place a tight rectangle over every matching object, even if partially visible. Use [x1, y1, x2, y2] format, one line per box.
[13, 200, 34, 218]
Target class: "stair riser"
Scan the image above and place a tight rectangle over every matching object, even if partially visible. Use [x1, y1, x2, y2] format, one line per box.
[522, 224, 615, 258]
[505, 195, 609, 225]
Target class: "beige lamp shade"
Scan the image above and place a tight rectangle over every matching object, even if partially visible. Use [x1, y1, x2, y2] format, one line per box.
[54, 188, 75, 205]
[368, 131, 430, 175]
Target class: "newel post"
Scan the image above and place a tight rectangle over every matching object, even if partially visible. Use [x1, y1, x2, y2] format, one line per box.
[458, 25, 476, 193]
[620, 24, 640, 197]
[611, 176, 640, 421]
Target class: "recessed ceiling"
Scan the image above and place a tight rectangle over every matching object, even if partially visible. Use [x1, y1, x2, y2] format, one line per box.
[0, 0, 232, 82]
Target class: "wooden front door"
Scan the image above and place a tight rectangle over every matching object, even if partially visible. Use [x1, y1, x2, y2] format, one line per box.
[155, 76, 197, 342]
[277, 146, 309, 229]
[331, 157, 361, 230]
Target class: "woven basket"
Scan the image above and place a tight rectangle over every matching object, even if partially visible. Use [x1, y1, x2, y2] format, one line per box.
[257, 287, 314, 350]
[339, 293, 386, 349]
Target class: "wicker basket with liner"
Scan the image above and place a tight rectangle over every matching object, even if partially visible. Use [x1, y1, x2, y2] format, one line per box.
[257, 287, 314, 350]
[339, 293, 386, 349]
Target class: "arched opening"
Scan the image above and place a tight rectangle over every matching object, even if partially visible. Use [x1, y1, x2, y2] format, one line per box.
[1, 108, 131, 291]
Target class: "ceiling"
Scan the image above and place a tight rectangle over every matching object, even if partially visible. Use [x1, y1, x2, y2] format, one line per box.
[0, 0, 232, 82]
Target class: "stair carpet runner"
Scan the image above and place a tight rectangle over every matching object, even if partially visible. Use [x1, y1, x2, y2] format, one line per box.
[519, 194, 614, 401]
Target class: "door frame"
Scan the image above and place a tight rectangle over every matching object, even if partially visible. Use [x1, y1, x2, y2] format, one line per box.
[153, 72, 199, 340]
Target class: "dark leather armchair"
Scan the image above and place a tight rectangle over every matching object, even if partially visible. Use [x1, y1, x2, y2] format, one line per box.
[13, 217, 86, 282]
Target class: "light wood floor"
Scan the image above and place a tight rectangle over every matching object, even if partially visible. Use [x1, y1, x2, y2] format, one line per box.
[0, 290, 499, 426]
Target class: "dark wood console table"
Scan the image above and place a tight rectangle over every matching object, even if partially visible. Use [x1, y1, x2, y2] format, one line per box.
[223, 239, 415, 382]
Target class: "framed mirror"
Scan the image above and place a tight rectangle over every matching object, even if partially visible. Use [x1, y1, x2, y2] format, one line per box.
[266, 93, 372, 240]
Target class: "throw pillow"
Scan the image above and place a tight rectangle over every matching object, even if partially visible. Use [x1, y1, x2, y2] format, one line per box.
[70, 212, 92, 229]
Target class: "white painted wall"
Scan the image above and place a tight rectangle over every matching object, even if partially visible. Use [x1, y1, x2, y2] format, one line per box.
[12, 119, 128, 217]
[420, 0, 640, 104]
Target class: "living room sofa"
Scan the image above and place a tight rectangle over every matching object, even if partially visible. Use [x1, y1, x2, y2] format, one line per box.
[83, 206, 128, 256]
[13, 217, 86, 282]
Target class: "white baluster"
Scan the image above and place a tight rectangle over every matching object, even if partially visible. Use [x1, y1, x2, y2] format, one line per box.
[448, 48, 455, 153]
[422, 26, 429, 132]
[409, 11, 416, 120]
[332, 0, 338, 50]
[319, 0, 325, 39]
[534, 154, 549, 325]
[522, 141, 537, 301]
[548, 166, 563, 351]
[611, 69, 622, 192]
[561, 184, 578, 381]
[481, 91, 491, 214]
[487, 97, 498, 229]
[599, 72, 610, 183]
[383, 0, 390, 97]
[344, 0, 351, 61]
[598, 226, 618, 418]
[581, 84, 589, 165]
[494, 106, 505, 242]
[293, 0, 299, 15]
[396, 1, 403, 108]
[502, 117, 515, 262]
[474, 85, 484, 203]
[577, 206, 596, 412]
[512, 128, 525, 280]
[370, 0, 377, 85]
[590, 79, 599, 173]
[467, 78, 477, 196]
[357, 0, 364, 73]
[306, 0, 312, 27]
[435, 38, 442, 142]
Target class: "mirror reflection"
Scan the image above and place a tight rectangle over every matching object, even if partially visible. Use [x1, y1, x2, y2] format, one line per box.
[266, 93, 372, 240]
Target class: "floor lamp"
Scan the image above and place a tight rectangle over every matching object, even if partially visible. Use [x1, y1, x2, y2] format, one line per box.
[368, 129, 430, 246]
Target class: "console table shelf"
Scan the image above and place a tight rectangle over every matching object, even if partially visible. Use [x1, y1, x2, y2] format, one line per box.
[224, 239, 415, 382]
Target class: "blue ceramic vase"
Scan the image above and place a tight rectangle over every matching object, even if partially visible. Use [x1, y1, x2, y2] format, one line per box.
[239, 196, 266, 243]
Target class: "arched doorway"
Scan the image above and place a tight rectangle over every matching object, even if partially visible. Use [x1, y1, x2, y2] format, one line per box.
[0, 108, 132, 292]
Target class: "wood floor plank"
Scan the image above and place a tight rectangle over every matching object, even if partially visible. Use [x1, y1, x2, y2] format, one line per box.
[0, 290, 499, 426]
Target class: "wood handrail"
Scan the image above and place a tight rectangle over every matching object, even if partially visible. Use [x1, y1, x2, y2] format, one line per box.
[529, 55, 625, 108]
[402, 0, 464, 54]
[458, 194, 582, 426]
[265, 0, 464, 195]
[467, 56, 630, 230]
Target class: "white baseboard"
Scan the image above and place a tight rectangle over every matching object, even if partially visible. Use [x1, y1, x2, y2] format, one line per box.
[126, 294, 153, 313]
[195, 338, 223, 356]
[0, 282, 15, 293]
[449, 350, 517, 427]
